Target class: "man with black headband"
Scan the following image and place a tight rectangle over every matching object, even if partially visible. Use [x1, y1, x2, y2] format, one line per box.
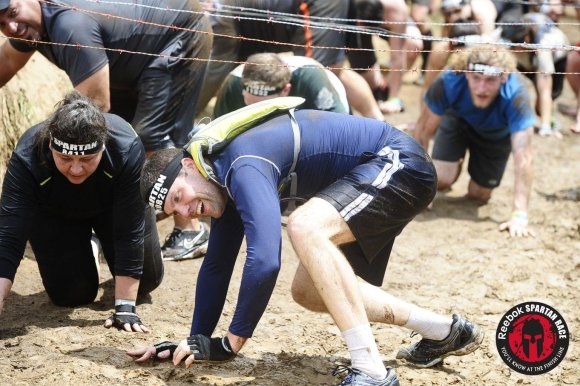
[0, 91, 163, 333]
[212, 53, 349, 118]
[414, 45, 537, 238]
[128, 107, 484, 384]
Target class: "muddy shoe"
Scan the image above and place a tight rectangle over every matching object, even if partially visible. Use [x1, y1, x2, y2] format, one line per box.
[332, 366, 400, 386]
[396, 314, 484, 368]
[162, 224, 209, 261]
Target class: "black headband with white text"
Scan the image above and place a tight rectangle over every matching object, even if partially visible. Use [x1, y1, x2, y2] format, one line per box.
[51, 135, 103, 155]
[467, 63, 504, 77]
[147, 150, 192, 211]
[242, 82, 284, 97]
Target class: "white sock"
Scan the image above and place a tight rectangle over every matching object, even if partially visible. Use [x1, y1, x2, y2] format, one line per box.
[403, 306, 453, 340]
[342, 324, 387, 380]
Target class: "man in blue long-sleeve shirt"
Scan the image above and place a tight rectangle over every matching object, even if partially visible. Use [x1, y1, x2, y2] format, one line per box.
[130, 109, 484, 385]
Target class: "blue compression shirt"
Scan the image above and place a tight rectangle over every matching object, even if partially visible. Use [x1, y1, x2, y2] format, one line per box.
[190, 110, 426, 338]
[424, 71, 536, 141]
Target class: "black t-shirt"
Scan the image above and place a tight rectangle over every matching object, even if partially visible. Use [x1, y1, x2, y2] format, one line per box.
[222, 0, 300, 43]
[11, 0, 204, 88]
[0, 114, 146, 281]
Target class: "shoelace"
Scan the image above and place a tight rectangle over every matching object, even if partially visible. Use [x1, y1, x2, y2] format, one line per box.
[163, 229, 182, 245]
[332, 364, 353, 377]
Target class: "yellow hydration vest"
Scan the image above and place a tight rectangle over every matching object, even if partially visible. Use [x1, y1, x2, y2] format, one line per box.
[186, 96, 305, 187]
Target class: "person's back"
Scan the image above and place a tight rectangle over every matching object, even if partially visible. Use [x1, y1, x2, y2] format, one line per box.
[500, 12, 569, 135]
[211, 110, 423, 203]
[502, 13, 569, 73]
[212, 54, 349, 118]
[10, 0, 204, 89]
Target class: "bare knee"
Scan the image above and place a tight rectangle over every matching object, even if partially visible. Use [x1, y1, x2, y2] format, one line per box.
[290, 281, 309, 308]
[287, 204, 329, 242]
[467, 180, 493, 204]
[291, 286, 325, 312]
[287, 207, 313, 243]
[290, 268, 326, 312]
[437, 178, 454, 191]
[433, 160, 460, 191]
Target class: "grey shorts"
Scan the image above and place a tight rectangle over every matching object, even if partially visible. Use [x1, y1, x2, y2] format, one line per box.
[316, 133, 436, 286]
[432, 113, 512, 188]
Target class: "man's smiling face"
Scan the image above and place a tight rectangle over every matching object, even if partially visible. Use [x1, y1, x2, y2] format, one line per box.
[0, 0, 43, 42]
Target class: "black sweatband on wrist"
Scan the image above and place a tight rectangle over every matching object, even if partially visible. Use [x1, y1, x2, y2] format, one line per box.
[114, 304, 136, 313]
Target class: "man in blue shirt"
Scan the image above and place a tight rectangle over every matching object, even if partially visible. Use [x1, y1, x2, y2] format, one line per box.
[129, 109, 484, 385]
[414, 45, 536, 237]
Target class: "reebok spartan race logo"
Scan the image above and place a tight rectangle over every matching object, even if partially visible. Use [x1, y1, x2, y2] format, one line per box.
[496, 302, 569, 375]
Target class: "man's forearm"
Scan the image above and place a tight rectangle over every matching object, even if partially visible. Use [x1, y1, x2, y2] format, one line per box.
[0, 277, 14, 314]
[226, 331, 247, 353]
[114, 275, 140, 302]
[414, 106, 441, 150]
[537, 75, 553, 127]
[511, 129, 534, 213]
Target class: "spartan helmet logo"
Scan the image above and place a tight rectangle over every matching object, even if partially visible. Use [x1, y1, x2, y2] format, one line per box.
[522, 318, 544, 360]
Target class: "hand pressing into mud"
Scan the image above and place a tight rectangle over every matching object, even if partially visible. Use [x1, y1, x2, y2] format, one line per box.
[128, 336, 236, 367]
[499, 212, 535, 238]
[127, 341, 177, 363]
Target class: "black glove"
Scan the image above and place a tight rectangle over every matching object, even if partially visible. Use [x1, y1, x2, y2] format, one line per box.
[106, 304, 143, 330]
[186, 334, 236, 361]
[152, 341, 179, 360]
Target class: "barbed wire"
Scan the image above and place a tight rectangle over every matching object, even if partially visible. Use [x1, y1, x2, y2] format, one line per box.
[38, 0, 580, 53]
[76, 0, 580, 28]
[3, 35, 579, 76]
[489, 0, 580, 7]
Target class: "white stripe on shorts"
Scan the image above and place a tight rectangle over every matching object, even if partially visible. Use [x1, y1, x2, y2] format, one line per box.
[339, 146, 404, 221]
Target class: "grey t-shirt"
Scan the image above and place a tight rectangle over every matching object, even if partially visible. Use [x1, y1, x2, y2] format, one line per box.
[11, 0, 203, 88]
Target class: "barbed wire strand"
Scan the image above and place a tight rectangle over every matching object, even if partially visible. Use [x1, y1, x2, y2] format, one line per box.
[76, 0, 580, 28]
[39, 0, 580, 53]
[3, 35, 579, 76]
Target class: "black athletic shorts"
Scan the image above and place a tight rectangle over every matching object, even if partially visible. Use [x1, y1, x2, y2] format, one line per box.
[432, 113, 512, 188]
[316, 133, 436, 286]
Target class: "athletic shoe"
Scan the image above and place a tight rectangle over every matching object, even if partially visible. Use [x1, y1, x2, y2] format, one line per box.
[396, 314, 484, 368]
[332, 366, 400, 386]
[162, 223, 209, 261]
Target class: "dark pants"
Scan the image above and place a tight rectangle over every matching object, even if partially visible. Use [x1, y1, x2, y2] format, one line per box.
[29, 207, 163, 307]
[110, 16, 213, 151]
